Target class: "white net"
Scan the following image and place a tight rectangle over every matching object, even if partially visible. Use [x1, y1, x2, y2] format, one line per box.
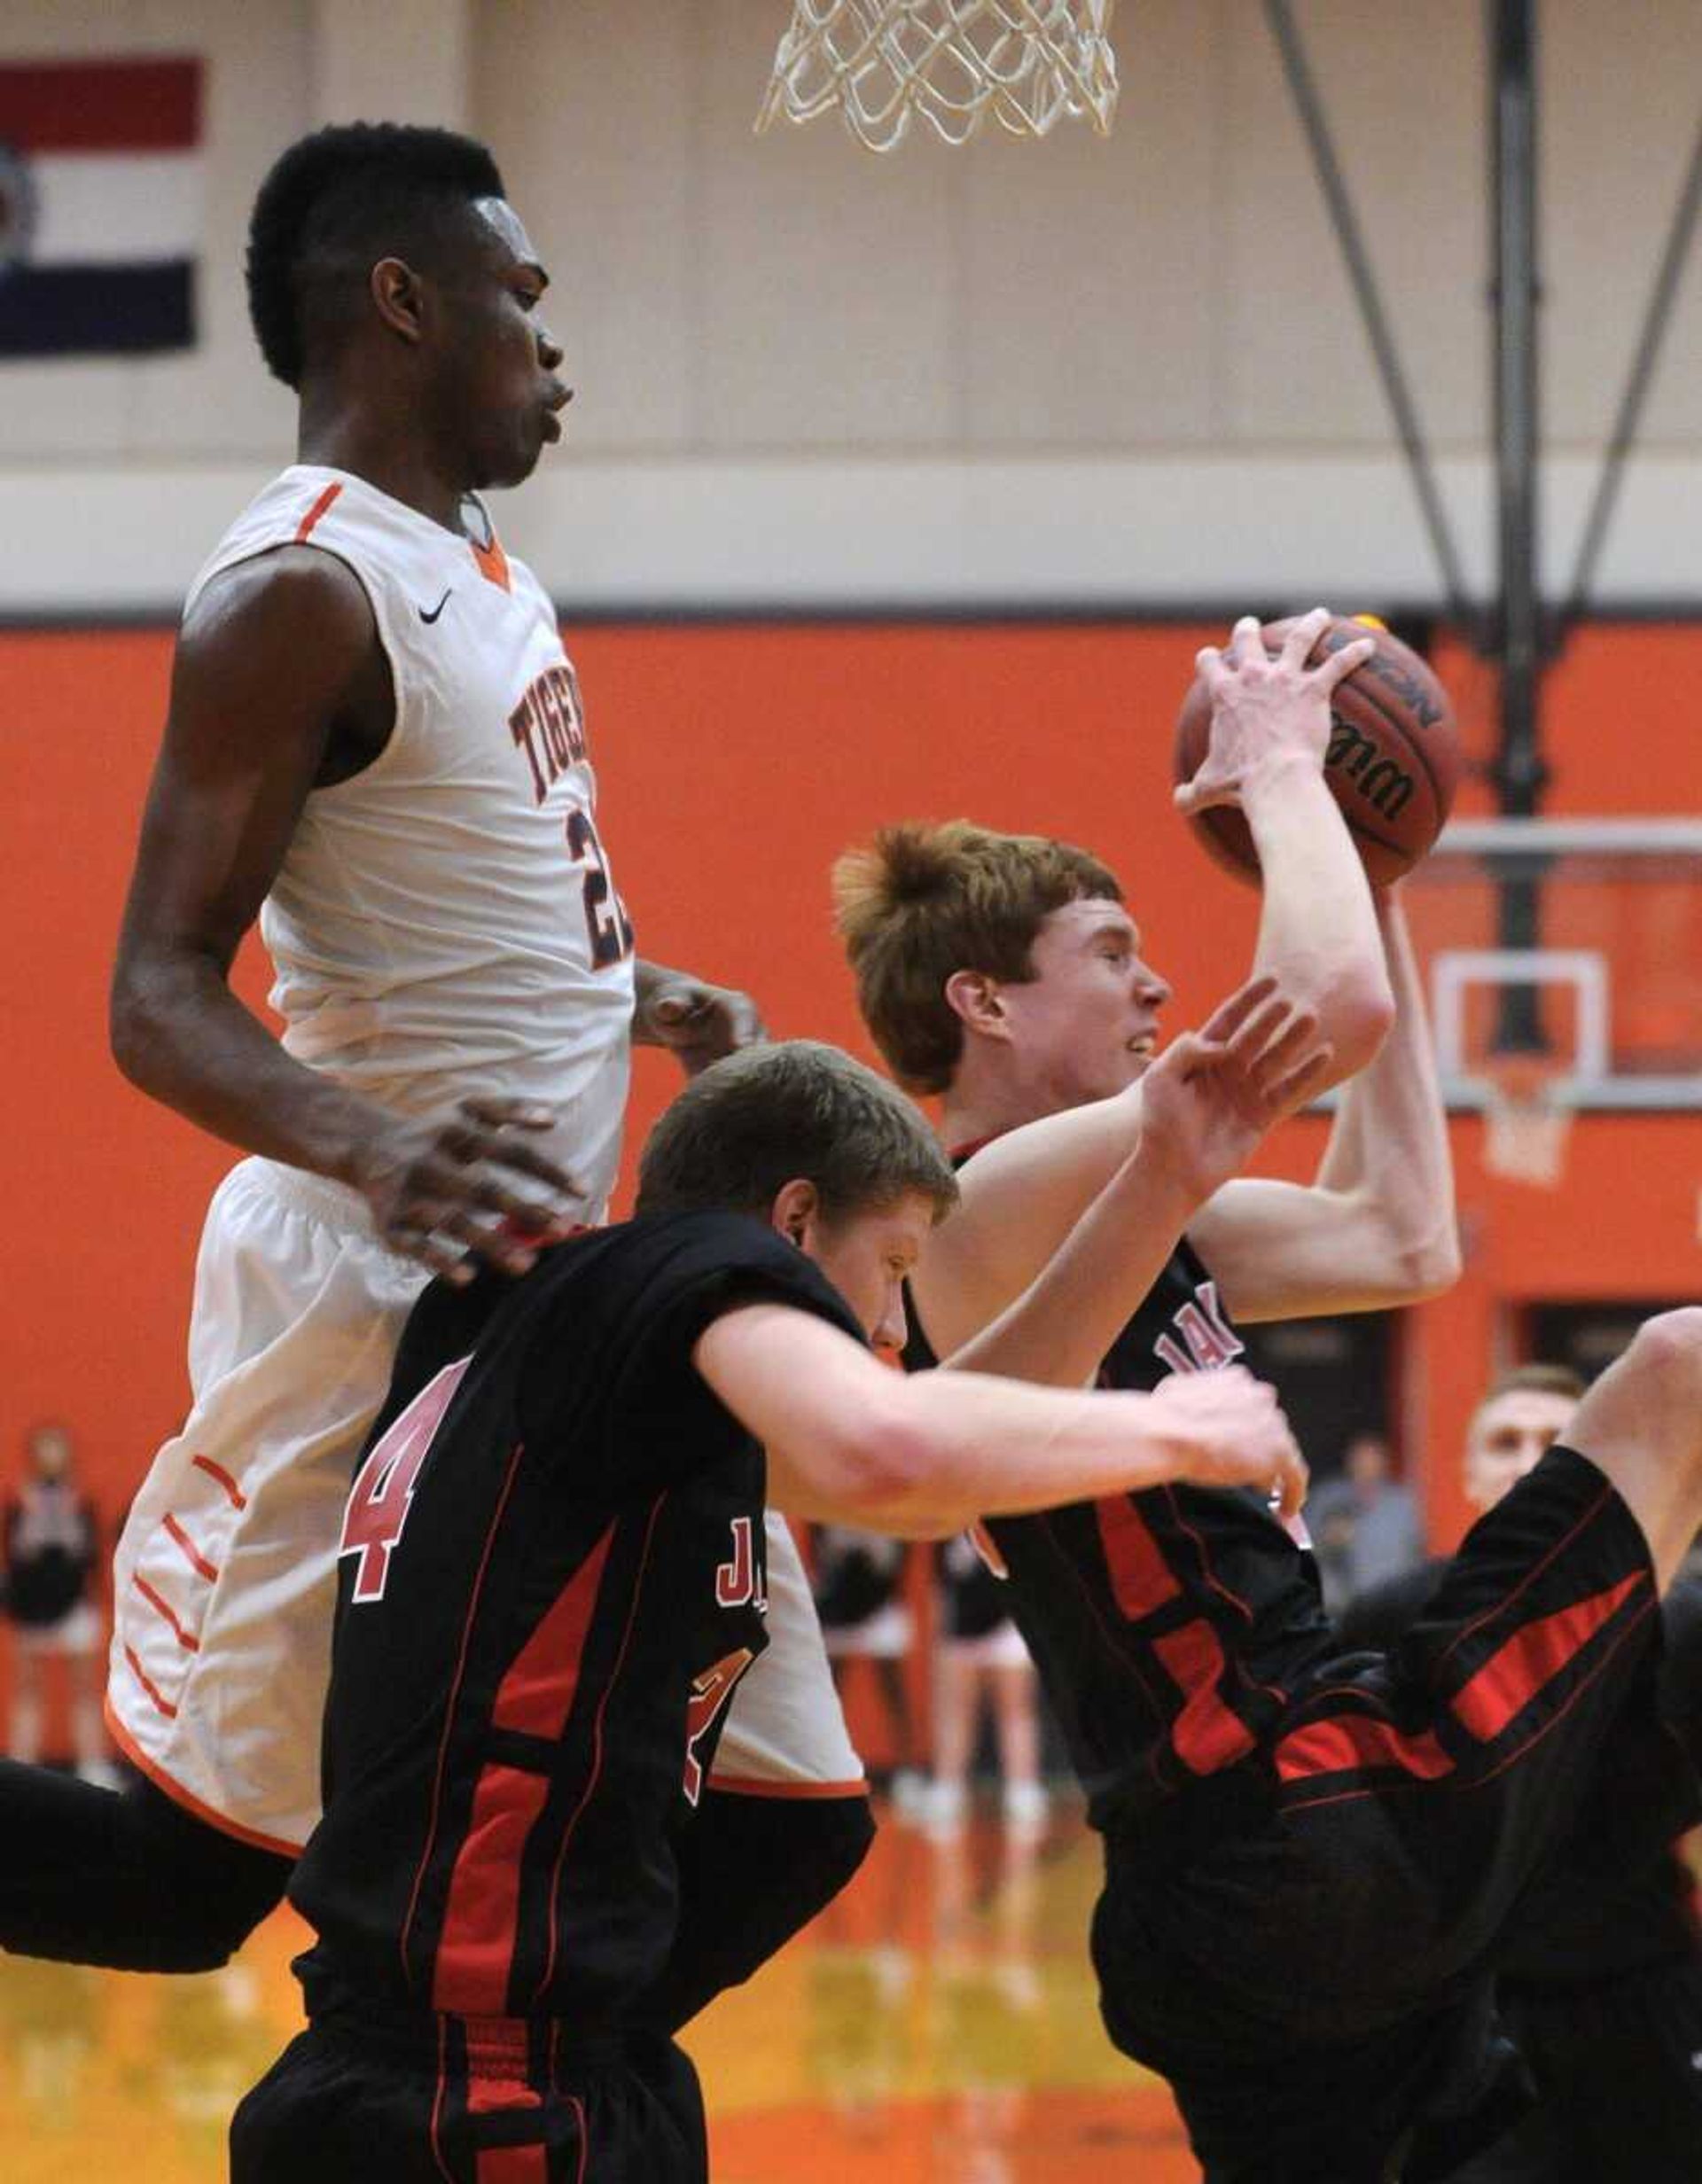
[757, 0, 1120, 152]
[1481, 1055, 1574, 1190]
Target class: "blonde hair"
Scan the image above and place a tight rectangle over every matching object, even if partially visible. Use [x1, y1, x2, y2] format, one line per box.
[832, 820, 1121, 1095]
[1470, 1361, 1585, 1435]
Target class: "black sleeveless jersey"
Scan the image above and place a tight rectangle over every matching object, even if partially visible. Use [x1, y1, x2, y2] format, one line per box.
[290, 1211, 862, 2026]
[907, 1233, 1335, 1832]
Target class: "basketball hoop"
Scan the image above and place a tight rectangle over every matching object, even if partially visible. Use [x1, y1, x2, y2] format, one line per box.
[1480, 1052, 1573, 1190]
[757, 1, 1120, 152]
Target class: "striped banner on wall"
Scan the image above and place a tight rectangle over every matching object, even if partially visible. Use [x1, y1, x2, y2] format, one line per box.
[0, 56, 202, 358]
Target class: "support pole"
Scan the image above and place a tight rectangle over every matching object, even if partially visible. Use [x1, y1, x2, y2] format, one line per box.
[1264, 1, 1475, 636]
[1488, 0, 1547, 1050]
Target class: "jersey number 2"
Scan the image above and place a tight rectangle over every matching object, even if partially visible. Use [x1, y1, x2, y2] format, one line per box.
[339, 1358, 471, 1604]
[566, 808, 635, 969]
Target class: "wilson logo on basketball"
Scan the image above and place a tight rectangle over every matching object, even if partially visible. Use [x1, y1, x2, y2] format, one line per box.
[1327, 721, 1414, 822]
[1347, 644, 1448, 730]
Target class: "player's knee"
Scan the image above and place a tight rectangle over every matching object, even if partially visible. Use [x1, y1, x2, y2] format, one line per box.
[1625, 1309, 1702, 1396]
[1615, 1310, 1702, 1458]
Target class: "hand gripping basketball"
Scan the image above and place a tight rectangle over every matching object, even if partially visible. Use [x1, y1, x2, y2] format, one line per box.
[1175, 609, 1462, 885]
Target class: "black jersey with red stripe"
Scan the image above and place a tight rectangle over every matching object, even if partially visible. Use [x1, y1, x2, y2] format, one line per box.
[907, 1235, 1335, 1831]
[289, 1212, 862, 2027]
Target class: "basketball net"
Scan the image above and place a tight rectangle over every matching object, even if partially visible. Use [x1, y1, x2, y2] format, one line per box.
[1480, 1052, 1573, 1190]
[757, 0, 1120, 152]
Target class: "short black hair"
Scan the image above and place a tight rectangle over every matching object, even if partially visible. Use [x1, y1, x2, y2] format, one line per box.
[636, 1041, 958, 1228]
[246, 122, 506, 388]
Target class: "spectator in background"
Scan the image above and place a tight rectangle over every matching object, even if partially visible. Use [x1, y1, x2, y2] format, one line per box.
[812, 1525, 923, 1807]
[3, 1425, 113, 1787]
[929, 1531, 1045, 1835]
[1339, 1363, 1702, 2182]
[1308, 1429, 1426, 1615]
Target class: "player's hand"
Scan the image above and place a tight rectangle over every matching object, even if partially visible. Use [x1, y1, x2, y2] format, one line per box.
[1136, 974, 1335, 1203]
[349, 1098, 586, 1285]
[1142, 1365, 1308, 1521]
[1175, 606, 1374, 816]
[634, 965, 767, 1080]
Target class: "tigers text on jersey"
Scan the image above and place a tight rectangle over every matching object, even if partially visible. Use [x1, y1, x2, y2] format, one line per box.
[907, 1235, 1335, 1833]
[186, 464, 634, 1211]
[290, 1213, 862, 2029]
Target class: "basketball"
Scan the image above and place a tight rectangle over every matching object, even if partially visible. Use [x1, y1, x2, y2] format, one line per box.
[1174, 615, 1462, 885]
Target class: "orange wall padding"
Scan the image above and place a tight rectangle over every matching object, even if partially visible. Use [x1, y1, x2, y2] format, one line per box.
[3, 618, 1698, 1565]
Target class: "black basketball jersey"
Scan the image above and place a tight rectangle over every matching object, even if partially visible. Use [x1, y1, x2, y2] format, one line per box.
[290, 1212, 862, 2027]
[907, 1232, 1334, 1831]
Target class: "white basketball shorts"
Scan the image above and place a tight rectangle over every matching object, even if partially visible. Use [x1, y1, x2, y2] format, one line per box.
[106, 1158, 427, 1852]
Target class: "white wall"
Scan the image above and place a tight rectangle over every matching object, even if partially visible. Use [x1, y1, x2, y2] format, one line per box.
[4, 0, 1702, 612]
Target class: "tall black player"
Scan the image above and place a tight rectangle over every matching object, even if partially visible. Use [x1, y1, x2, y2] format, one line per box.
[833, 619, 1702, 2182]
[230, 1037, 1317, 2184]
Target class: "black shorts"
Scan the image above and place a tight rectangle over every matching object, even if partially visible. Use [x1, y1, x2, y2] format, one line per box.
[1446, 1950, 1702, 2184]
[230, 2013, 707, 2184]
[1093, 1447, 1678, 2182]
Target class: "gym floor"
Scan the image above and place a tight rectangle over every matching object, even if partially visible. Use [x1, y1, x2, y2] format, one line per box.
[0, 1795, 1196, 2183]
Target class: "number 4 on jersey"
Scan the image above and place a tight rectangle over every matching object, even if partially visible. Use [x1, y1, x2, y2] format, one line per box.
[339, 1359, 472, 1604]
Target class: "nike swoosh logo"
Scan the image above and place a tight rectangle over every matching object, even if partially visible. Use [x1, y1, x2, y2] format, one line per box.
[418, 589, 453, 624]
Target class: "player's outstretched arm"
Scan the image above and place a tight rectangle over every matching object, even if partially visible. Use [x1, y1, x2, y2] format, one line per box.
[1181, 608, 1394, 1082]
[1187, 887, 1461, 1322]
[110, 553, 583, 1283]
[695, 1305, 1305, 1537]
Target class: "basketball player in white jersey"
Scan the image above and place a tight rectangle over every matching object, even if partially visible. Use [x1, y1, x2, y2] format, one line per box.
[0, 124, 865, 1980]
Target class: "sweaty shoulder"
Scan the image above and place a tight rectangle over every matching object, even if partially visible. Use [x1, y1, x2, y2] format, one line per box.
[175, 547, 388, 779]
[182, 545, 375, 678]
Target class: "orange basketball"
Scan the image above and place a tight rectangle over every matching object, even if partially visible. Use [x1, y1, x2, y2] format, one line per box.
[1174, 615, 1462, 885]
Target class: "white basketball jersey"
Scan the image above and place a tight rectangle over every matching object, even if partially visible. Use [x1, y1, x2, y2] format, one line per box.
[185, 465, 634, 1214]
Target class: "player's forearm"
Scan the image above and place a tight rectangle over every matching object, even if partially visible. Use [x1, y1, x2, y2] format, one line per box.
[1316, 893, 1459, 1290]
[110, 948, 400, 1182]
[947, 1144, 1199, 1389]
[814, 1371, 1208, 1536]
[1241, 757, 1393, 1083]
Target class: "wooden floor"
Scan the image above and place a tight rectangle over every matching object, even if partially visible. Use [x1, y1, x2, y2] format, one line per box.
[0, 1795, 1198, 2183]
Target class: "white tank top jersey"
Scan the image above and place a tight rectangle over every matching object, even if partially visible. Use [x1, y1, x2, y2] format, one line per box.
[185, 464, 636, 1216]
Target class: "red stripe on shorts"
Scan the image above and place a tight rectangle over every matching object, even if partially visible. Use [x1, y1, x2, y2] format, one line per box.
[1153, 1618, 1256, 1774]
[432, 1763, 551, 2016]
[162, 1513, 219, 1582]
[1275, 1710, 1454, 1784]
[132, 1573, 199, 1651]
[1452, 1571, 1647, 1743]
[191, 1454, 248, 1509]
[123, 1643, 179, 1720]
[477, 2151, 548, 2184]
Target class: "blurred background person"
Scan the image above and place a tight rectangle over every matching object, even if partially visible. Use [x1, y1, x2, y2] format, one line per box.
[926, 1531, 1046, 1836]
[811, 1524, 923, 1808]
[3, 1424, 114, 1788]
[1308, 1428, 1426, 1616]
